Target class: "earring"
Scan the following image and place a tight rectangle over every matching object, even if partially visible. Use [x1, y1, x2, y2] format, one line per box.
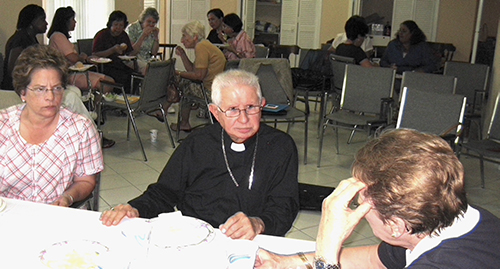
[22, 99, 26, 103]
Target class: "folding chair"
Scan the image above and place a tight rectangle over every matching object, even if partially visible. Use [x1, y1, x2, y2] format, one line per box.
[98, 59, 177, 161]
[77, 38, 94, 56]
[397, 87, 467, 151]
[239, 58, 309, 164]
[318, 65, 395, 166]
[461, 95, 500, 188]
[175, 79, 213, 141]
[255, 44, 269, 58]
[293, 49, 332, 121]
[444, 61, 490, 140]
[158, 43, 177, 60]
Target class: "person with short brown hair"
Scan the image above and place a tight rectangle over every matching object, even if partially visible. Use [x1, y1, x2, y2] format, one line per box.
[256, 129, 500, 269]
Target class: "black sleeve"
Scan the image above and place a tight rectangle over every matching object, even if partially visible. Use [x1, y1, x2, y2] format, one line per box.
[378, 241, 407, 269]
[258, 135, 299, 236]
[128, 141, 190, 218]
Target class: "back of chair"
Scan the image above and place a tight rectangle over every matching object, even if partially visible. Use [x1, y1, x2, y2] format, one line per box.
[255, 45, 269, 58]
[268, 45, 300, 59]
[239, 58, 294, 104]
[158, 43, 177, 60]
[138, 59, 176, 111]
[341, 65, 395, 115]
[330, 54, 355, 92]
[444, 61, 490, 105]
[401, 71, 457, 95]
[77, 38, 93, 56]
[486, 95, 500, 141]
[397, 87, 466, 136]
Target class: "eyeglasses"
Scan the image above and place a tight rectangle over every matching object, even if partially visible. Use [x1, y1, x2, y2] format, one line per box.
[26, 86, 65, 96]
[217, 105, 262, 117]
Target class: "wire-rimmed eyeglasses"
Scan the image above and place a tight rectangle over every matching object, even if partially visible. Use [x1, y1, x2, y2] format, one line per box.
[217, 105, 262, 117]
[26, 86, 65, 96]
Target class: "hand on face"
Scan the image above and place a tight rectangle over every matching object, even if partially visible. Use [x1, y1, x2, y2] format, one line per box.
[316, 178, 372, 263]
[219, 212, 265, 240]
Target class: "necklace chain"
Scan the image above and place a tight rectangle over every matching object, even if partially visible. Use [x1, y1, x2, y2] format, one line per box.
[221, 129, 258, 190]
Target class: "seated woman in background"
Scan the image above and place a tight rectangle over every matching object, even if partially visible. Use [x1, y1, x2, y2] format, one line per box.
[126, 7, 160, 75]
[335, 16, 376, 68]
[2, 4, 47, 91]
[0, 45, 103, 206]
[169, 20, 225, 132]
[380, 20, 437, 74]
[221, 13, 255, 60]
[48, 6, 115, 93]
[93, 10, 139, 93]
[206, 8, 225, 44]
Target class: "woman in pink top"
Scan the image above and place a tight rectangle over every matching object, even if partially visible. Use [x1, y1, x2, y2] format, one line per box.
[221, 13, 255, 60]
[48, 6, 114, 93]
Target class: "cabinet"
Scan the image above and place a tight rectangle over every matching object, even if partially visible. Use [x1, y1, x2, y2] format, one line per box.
[253, 0, 282, 46]
[243, 0, 322, 49]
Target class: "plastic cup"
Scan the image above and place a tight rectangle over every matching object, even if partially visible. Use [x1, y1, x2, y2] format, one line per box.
[150, 129, 158, 142]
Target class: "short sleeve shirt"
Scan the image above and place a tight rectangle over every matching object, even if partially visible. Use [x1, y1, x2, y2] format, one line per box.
[126, 21, 155, 60]
[194, 40, 226, 90]
[0, 105, 104, 204]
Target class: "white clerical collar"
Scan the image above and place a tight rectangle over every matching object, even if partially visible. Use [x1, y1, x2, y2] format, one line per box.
[231, 142, 246, 152]
[405, 205, 479, 267]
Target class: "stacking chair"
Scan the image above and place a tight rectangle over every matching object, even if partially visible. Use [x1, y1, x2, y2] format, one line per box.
[293, 49, 332, 119]
[461, 95, 500, 188]
[98, 59, 177, 161]
[255, 44, 270, 58]
[175, 79, 213, 141]
[318, 65, 395, 167]
[400, 71, 457, 96]
[77, 38, 94, 56]
[329, 54, 356, 111]
[158, 43, 177, 60]
[397, 87, 467, 150]
[444, 61, 490, 140]
[239, 58, 309, 164]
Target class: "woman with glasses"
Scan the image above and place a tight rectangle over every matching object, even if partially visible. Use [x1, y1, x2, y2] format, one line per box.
[0, 45, 103, 207]
[335, 16, 377, 68]
[126, 7, 160, 74]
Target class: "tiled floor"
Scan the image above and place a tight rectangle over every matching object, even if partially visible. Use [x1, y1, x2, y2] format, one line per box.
[98, 102, 500, 248]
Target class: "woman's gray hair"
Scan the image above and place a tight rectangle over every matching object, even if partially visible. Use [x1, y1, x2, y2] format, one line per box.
[138, 7, 159, 23]
[211, 70, 262, 106]
[181, 20, 205, 41]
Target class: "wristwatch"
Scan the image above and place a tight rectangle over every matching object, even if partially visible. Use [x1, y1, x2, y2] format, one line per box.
[314, 256, 341, 269]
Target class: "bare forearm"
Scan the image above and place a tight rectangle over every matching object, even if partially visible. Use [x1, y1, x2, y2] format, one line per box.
[340, 245, 386, 269]
[64, 175, 96, 203]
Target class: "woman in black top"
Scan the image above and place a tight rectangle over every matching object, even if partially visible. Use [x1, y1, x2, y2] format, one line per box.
[206, 8, 225, 44]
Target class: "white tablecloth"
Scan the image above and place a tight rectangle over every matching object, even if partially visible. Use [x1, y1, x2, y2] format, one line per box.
[0, 198, 314, 268]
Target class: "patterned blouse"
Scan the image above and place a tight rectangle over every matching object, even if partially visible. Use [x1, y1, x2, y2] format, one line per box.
[0, 105, 104, 203]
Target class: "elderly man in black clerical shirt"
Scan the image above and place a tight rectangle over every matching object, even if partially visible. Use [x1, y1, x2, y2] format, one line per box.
[101, 70, 299, 240]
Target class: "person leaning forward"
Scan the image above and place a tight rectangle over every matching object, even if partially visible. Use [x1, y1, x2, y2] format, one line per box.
[100, 70, 299, 240]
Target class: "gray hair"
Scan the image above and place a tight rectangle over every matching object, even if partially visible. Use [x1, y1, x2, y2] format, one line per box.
[138, 7, 159, 23]
[211, 70, 262, 106]
[181, 20, 205, 41]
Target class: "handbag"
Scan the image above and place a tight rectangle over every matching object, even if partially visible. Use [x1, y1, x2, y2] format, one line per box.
[167, 75, 180, 103]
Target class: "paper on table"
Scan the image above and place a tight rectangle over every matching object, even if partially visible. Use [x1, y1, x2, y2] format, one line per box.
[226, 239, 259, 269]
